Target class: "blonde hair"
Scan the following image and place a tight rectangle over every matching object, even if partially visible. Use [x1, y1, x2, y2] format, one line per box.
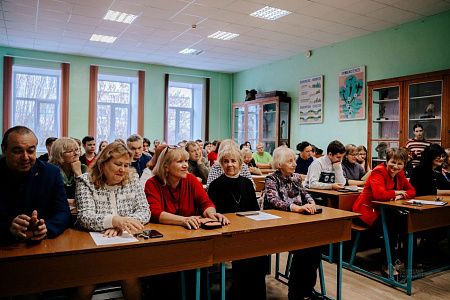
[152, 146, 189, 186]
[219, 145, 243, 168]
[89, 142, 133, 188]
[240, 147, 253, 157]
[272, 146, 295, 170]
[49, 137, 79, 166]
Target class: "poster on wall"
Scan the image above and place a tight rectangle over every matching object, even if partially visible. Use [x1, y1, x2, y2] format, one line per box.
[298, 75, 323, 124]
[338, 66, 365, 121]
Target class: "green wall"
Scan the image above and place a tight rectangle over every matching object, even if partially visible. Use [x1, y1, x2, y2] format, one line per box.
[0, 47, 232, 142]
[233, 10, 450, 150]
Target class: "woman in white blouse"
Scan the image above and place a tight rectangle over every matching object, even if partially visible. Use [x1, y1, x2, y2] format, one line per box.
[75, 141, 150, 299]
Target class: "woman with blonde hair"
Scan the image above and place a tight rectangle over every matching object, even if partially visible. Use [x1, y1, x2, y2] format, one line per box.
[75, 142, 150, 299]
[49, 137, 87, 199]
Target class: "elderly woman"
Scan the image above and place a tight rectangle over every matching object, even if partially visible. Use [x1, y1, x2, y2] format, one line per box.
[145, 145, 229, 229]
[75, 142, 150, 299]
[241, 147, 262, 175]
[49, 137, 87, 200]
[264, 146, 321, 300]
[208, 145, 266, 299]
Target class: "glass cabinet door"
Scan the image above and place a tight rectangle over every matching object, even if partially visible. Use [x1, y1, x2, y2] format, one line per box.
[262, 102, 277, 154]
[247, 104, 259, 150]
[279, 102, 289, 144]
[233, 106, 245, 146]
[408, 80, 442, 143]
[371, 86, 400, 167]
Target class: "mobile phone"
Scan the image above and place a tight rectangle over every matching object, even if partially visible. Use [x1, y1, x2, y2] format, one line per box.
[236, 211, 259, 216]
[301, 207, 323, 215]
[143, 229, 163, 238]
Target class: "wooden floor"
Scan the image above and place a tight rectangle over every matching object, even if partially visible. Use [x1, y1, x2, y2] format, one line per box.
[92, 252, 450, 300]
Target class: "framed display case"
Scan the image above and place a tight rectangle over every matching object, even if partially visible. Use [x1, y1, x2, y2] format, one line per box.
[367, 69, 450, 168]
[232, 95, 291, 154]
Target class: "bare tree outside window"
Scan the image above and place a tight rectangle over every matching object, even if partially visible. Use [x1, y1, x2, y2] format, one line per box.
[12, 66, 61, 152]
[168, 86, 194, 144]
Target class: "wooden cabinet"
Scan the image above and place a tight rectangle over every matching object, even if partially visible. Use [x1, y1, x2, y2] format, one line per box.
[368, 69, 450, 167]
[232, 96, 290, 154]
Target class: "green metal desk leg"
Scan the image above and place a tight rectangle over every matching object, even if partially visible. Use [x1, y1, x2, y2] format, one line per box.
[407, 233, 413, 295]
[221, 263, 226, 300]
[337, 241, 343, 300]
[380, 206, 394, 279]
[181, 271, 186, 300]
[196, 268, 201, 300]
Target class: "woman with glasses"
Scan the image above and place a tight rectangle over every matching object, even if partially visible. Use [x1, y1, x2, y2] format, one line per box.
[355, 145, 371, 173]
[49, 137, 87, 199]
[342, 144, 367, 187]
[145, 145, 229, 229]
[74, 142, 150, 299]
[264, 146, 321, 300]
[410, 144, 450, 196]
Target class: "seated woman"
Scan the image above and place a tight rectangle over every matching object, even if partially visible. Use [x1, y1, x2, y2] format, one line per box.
[241, 147, 262, 175]
[49, 138, 87, 210]
[410, 144, 450, 196]
[75, 142, 150, 299]
[342, 144, 367, 186]
[355, 145, 371, 173]
[98, 140, 108, 154]
[208, 145, 266, 300]
[264, 146, 321, 300]
[145, 145, 229, 228]
[443, 148, 450, 181]
[353, 147, 415, 226]
[295, 141, 314, 175]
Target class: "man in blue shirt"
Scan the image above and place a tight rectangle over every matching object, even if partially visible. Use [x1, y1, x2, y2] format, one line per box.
[127, 134, 151, 177]
[0, 126, 70, 243]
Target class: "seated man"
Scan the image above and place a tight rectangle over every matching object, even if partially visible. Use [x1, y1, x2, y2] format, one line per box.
[186, 141, 210, 184]
[79, 135, 96, 167]
[303, 140, 347, 190]
[38, 136, 57, 162]
[252, 142, 272, 169]
[127, 134, 151, 178]
[0, 126, 70, 243]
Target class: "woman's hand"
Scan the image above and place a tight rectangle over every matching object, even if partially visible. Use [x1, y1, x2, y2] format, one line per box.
[395, 190, 408, 199]
[103, 228, 121, 237]
[112, 216, 143, 234]
[182, 216, 202, 230]
[294, 203, 316, 214]
[205, 212, 230, 225]
[71, 160, 83, 177]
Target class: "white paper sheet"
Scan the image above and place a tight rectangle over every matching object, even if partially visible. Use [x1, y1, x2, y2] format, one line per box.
[89, 231, 139, 246]
[246, 211, 281, 221]
[406, 199, 448, 206]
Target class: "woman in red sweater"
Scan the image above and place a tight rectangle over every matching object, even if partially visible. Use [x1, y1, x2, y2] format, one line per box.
[145, 145, 229, 229]
[353, 147, 415, 226]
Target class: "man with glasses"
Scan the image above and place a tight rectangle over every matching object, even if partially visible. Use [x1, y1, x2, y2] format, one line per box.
[0, 126, 70, 243]
[252, 142, 272, 169]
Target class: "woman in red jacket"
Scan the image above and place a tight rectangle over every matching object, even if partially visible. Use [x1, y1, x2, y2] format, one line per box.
[353, 147, 415, 226]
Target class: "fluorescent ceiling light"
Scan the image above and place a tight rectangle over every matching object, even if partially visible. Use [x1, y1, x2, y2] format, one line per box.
[179, 48, 204, 55]
[104, 10, 138, 24]
[90, 34, 117, 43]
[250, 6, 291, 20]
[208, 31, 239, 41]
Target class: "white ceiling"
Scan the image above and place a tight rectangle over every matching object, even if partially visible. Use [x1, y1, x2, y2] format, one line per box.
[1, 0, 449, 73]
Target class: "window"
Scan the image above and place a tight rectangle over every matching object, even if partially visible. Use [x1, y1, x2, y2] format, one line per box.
[96, 74, 138, 142]
[12, 66, 61, 152]
[167, 81, 204, 144]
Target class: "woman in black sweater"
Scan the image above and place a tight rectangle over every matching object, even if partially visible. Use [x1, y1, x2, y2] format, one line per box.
[208, 144, 266, 300]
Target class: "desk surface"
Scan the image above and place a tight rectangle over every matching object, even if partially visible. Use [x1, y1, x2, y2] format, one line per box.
[307, 189, 361, 211]
[0, 208, 358, 297]
[373, 195, 450, 211]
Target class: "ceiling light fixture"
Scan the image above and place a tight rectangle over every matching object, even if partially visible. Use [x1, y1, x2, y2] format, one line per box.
[90, 34, 117, 43]
[250, 6, 291, 20]
[104, 10, 138, 24]
[207, 31, 239, 41]
[179, 48, 204, 55]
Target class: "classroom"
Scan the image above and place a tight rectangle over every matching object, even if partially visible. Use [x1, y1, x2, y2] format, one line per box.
[1, 1, 450, 300]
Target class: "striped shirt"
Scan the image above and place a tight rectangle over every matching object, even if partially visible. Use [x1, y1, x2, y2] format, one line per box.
[405, 139, 431, 167]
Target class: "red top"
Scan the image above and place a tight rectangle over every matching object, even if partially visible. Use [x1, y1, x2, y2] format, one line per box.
[352, 163, 416, 226]
[208, 151, 218, 166]
[145, 173, 215, 223]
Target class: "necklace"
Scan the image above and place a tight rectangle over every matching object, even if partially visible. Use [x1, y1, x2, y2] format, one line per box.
[230, 193, 241, 205]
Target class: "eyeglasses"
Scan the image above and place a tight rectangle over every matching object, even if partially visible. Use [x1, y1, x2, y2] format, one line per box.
[63, 148, 80, 155]
[162, 145, 179, 155]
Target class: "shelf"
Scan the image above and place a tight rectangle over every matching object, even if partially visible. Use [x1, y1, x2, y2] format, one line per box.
[373, 119, 399, 123]
[409, 117, 441, 121]
[371, 139, 400, 142]
[409, 94, 442, 100]
[373, 99, 399, 103]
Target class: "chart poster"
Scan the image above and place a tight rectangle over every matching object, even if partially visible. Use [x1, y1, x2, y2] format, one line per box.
[299, 75, 323, 124]
[338, 66, 365, 121]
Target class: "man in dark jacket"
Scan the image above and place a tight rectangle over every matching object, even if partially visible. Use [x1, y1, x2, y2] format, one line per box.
[0, 126, 70, 243]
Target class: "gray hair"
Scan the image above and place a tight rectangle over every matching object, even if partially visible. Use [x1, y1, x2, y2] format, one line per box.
[218, 145, 243, 168]
[127, 134, 143, 144]
[272, 146, 295, 170]
[49, 137, 79, 166]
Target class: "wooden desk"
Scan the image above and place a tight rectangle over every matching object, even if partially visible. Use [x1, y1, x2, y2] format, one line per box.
[0, 224, 218, 297]
[369, 195, 450, 295]
[307, 188, 360, 211]
[214, 208, 359, 300]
